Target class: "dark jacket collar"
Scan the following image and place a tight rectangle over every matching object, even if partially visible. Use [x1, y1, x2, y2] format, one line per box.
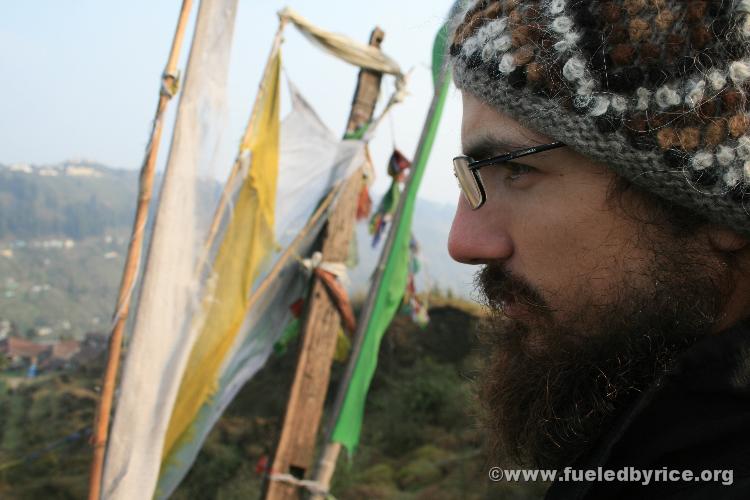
[546, 320, 750, 500]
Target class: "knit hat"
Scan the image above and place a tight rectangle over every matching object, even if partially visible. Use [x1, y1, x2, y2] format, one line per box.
[448, 0, 750, 235]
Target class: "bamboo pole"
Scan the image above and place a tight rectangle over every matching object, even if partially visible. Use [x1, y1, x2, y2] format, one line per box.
[264, 27, 386, 500]
[193, 17, 287, 280]
[310, 65, 452, 499]
[310, 441, 341, 499]
[87, 2, 194, 498]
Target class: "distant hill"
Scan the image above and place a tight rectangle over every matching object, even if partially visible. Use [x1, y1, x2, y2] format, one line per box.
[0, 161, 475, 340]
[0, 162, 139, 339]
[351, 200, 475, 299]
[0, 162, 138, 240]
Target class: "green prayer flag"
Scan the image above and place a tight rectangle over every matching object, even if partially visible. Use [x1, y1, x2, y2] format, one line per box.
[331, 23, 452, 453]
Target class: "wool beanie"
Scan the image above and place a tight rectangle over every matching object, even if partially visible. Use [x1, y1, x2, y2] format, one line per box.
[448, 0, 750, 235]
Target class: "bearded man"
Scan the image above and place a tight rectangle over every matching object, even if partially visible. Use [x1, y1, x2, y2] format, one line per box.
[446, 1, 750, 498]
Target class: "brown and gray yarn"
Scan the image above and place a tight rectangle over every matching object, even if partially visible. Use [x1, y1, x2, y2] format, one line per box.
[449, 0, 750, 235]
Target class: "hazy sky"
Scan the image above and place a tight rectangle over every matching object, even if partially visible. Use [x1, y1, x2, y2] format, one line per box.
[0, 0, 464, 204]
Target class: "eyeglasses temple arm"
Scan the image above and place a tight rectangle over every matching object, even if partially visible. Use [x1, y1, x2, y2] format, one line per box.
[468, 141, 565, 170]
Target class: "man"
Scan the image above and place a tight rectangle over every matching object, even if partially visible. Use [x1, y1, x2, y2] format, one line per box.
[446, 1, 750, 498]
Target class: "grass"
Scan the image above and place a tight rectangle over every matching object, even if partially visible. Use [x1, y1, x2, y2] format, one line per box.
[0, 296, 546, 499]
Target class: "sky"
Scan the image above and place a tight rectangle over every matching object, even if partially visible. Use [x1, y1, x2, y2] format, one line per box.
[0, 0, 465, 204]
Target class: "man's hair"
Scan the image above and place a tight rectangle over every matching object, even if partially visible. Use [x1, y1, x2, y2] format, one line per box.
[607, 175, 708, 239]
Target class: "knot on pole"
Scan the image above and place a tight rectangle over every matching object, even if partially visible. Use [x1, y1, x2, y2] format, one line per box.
[160, 71, 181, 98]
[268, 473, 335, 499]
[300, 251, 349, 287]
[299, 251, 357, 335]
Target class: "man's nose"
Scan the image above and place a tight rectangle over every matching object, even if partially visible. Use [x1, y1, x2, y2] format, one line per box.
[447, 194, 513, 265]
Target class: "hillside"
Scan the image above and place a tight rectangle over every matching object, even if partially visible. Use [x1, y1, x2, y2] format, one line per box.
[0, 236, 127, 339]
[0, 162, 136, 339]
[0, 297, 546, 499]
[0, 161, 543, 498]
[351, 200, 475, 299]
[0, 161, 474, 340]
[0, 162, 137, 241]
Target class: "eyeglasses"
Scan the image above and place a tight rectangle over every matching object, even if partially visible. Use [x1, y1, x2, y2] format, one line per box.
[453, 141, 565, 209]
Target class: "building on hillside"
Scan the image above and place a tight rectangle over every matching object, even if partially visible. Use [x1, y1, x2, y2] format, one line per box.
[8, 163, 32, 174]
[36, 326, 53, 337]
[40, 339, 82, 371]
[66, 165, 102, 177]
[0, 336, 52, 372]
[0, 320, 12, 340]
[39, 168, 60, 177]
[0, 333, 106, 373]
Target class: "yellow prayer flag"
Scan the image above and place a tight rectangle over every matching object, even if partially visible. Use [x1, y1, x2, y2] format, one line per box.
[161, 47, 281, 462]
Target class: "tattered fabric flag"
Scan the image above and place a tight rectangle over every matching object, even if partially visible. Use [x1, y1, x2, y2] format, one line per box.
[273, 299, 305, 356]
[402, 236, 429, 328]
[101, 1, 240, 498]
[160, 44, 282, 470]
[330, 21, 452, 454]
[155, 82, 367, 498]
[356, 185, 372, 221]
[356, 146, 376, 221]
[369, 149, 411, 246]
[278, 7, 404, 78]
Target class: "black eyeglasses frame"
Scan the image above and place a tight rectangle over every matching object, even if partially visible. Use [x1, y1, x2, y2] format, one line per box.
[452, 141, 565, 210]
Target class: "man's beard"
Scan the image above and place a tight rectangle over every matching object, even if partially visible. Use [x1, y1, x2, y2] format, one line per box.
[475, 241, 731, 469]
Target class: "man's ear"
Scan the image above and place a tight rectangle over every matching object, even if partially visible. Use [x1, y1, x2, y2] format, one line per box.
[707, 225, 749, 252]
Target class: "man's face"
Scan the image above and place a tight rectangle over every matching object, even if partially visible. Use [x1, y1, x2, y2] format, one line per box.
[450, 92, 663, 327]
[450, 92, 729, 468]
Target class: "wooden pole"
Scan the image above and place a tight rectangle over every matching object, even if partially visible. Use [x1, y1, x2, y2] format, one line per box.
[310, 62, 452, 500]
[87, 2, 194, 498]
[264, 27, 386, 500]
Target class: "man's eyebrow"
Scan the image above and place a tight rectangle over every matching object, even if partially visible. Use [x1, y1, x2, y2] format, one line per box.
[462, 135, 530, 160]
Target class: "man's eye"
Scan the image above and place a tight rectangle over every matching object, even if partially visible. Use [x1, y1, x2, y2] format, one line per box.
[505, 163, 532, 181]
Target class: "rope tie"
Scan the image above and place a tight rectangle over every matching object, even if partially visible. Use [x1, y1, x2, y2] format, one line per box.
[160, 71, 181, 98]
[300, 251, 349, 287]
[299, 251, 356, 334]
[363, 67, 413, 142]
[268, 473, 336, 499]
[390, 71, 409, 106]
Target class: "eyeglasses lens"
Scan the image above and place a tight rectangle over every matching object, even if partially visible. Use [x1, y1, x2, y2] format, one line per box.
[452, 157, 483, 209]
